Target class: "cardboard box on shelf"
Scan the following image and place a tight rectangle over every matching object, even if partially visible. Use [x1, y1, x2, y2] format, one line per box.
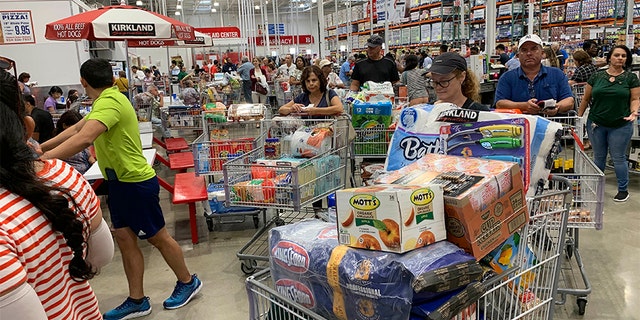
[336, 184, 446, 253]
[375, 154, 529, 259]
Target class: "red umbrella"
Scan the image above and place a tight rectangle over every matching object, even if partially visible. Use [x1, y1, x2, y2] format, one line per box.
[45, 5, 195, 41]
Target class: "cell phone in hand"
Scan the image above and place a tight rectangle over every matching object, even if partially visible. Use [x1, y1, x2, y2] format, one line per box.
[537, 100, 556, 111]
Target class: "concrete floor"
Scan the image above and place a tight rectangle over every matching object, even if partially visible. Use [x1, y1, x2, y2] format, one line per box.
[90, 161, 640, 319]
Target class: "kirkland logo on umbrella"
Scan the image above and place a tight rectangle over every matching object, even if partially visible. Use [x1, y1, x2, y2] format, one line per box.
[108, 23, 155, 37]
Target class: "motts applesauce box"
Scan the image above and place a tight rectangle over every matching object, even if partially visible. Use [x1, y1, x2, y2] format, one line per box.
[336, 184, 446, 253]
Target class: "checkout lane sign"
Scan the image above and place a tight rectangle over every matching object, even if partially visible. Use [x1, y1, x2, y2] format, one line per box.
[0, 10, 35, 44]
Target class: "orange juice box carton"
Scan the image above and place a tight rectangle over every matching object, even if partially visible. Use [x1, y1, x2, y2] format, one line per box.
[336, 184, 446, 253]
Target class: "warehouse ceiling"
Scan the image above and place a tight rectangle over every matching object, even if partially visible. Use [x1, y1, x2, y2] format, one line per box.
[89, 0, 367, 18]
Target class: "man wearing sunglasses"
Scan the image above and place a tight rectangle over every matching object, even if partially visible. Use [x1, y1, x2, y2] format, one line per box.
[349, 34, 400, 91]
[494, 34, 574, 115]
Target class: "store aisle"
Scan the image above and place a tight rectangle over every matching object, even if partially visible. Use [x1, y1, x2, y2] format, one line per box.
[90, 166, 640, 319]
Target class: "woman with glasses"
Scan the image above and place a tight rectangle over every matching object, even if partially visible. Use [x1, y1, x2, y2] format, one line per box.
[578, 45, 640, 202]
[0, 68, 113, 320]
[424, 52, 490, 111]
[401, 54, 429, 106]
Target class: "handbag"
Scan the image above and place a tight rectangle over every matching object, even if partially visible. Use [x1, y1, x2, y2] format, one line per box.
[256, 83, 268, 95]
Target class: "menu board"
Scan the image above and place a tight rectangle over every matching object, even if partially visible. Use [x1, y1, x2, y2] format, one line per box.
[0, 11, 35, 44]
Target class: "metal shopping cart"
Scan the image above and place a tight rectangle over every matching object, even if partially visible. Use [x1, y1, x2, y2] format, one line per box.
[547, 112, 605, 315]
[167, 105, 203, 137]
[480, 175, 572, 319]
[224, 115, 350, 274]
[192, 104, 270, 232]
[245, 176, 572, 320]
[136, 104, 153, 122]
[555, 148, 605, 315]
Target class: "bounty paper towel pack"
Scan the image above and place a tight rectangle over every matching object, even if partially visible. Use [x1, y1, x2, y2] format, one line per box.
[385, 103, 563, 197]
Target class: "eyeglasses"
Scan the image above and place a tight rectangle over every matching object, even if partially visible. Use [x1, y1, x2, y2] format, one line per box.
[0, 56, 24, 118]
[428, 75, 458, 88]
[0, 56, 17, 79]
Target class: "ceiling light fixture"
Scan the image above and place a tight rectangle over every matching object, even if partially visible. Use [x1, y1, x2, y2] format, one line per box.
[299, 3, 304, 7]
[136, 0, 143, 5]
[176, 4, 182, 9]
[174, 11, 181, 15]
[211, 8, 217, 12]
[255, 5, 260, 9]
[213, 2, 219, 6]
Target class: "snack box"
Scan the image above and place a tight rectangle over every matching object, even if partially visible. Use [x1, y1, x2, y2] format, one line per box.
[480, 232, 538, 293]
[375, 154, 529, 259]
[336, 184, 446, 253]
[443, 164, 528, 259]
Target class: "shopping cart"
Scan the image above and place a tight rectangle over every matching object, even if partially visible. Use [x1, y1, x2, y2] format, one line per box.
[167, 105, 203, 137]
[480, 175, 572, 319]
[225, 115, 350, 274]
[136, 103, 153, 122]
[547, 109, 605, 315]
[247, 268, 326, 320]
[554, 148, 605, 315]
[274, 79, 293, 107]
[245, 176, 572, 320]
[571, 83, 589, 149]
[192, 105, 270, 232]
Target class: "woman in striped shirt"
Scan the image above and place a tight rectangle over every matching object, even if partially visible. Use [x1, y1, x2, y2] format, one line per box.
[0, 68, 114, 319]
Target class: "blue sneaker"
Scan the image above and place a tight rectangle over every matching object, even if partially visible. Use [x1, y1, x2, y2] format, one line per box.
[103, 297, 152, 320]
[163, 274, 203, 309]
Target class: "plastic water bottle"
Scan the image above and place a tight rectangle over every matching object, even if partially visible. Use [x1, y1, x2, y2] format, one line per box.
[327, 193, 337, 223]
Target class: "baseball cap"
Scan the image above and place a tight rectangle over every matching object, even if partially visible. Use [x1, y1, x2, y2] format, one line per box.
[424, 52, 467, 75]
[518, 34, 543, 50]
[319, 59, 333, 68]
[366, 35, 384, 48]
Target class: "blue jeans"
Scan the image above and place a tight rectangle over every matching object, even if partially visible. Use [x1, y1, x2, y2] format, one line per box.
[242, 80, 253, 103]
[587, 119, 633, 191]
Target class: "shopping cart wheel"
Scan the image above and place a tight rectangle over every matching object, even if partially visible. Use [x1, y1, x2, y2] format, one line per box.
[253, 215, 260, 228]
[274, 218, 286, 226]
[565, 244, 574, 259]
[577, 297, 587, 315]
[241, 260, 257, 275]
[206, 217, 214, 232]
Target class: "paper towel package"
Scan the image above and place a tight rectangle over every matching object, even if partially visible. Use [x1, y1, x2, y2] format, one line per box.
[269, 220, 480, 320]
[385, 103, 563, 197]
[375, 154, 529, 259]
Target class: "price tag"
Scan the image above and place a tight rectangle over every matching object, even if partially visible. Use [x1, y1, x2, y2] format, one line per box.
[0, 10, 35, 44]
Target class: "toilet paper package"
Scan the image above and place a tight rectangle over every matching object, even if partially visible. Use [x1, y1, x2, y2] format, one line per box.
[385, 103, 563, 197]
[269, 220, 480, 320]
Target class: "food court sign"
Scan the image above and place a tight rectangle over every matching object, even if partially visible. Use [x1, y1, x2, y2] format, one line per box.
[0, 10, 36, 44]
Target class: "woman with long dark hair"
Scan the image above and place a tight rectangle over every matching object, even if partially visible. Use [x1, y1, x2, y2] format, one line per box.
[0, 68, 113, 319]
[578, 45, 640, 202]
[278, 65, 344, 117]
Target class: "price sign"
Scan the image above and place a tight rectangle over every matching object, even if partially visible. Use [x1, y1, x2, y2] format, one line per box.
[0, 10, 35, 44]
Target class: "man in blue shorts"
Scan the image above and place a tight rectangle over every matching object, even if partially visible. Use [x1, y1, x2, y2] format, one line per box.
[40, 58, 202, 320]
[494, 34, 574, 115]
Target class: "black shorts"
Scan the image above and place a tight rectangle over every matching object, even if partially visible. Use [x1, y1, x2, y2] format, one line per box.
[107, 176, 165, 239]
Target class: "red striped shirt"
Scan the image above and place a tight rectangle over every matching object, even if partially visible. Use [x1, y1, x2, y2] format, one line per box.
[0, 159, 101, 319]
